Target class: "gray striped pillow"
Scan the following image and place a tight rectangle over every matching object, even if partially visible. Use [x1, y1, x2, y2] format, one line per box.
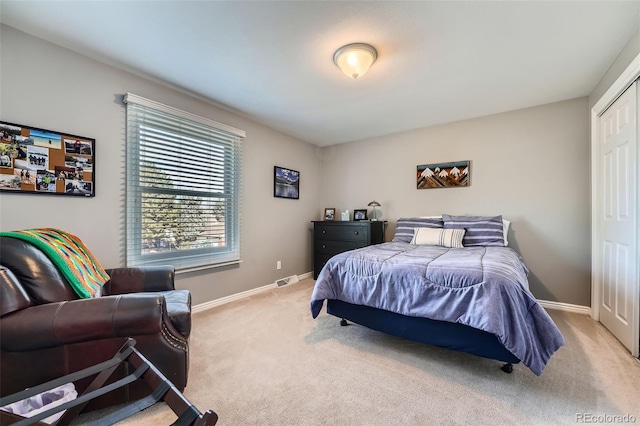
[411, 227, 465, 248]
[392, 217, 444, 243]
[442, 214, 505, 247]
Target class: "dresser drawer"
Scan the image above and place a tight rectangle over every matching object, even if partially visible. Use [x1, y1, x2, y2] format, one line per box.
[312, 220, 386, 279]
[315, 254, 335, 276]
[315, 224, 369, 242]
[314, 239, 366, 255]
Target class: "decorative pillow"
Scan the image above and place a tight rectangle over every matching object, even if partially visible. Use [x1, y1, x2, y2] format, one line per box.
[502, 219, 511, 246]
[410, 227, 465, 248]
[424, 215, 511, 246]
[392, 217, 444, 243]
[442, 214, 505, 247]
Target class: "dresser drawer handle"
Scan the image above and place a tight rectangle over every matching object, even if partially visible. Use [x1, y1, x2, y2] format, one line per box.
[322, 230, 326, 234]
[322, 244, 326, 249]
[354, 231, 359, 235]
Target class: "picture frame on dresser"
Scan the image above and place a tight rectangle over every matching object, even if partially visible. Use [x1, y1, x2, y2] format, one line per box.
[353, 209, 368, 221]
[324, 208, 336, 221]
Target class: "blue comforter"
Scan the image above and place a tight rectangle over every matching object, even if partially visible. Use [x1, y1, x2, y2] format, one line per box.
[310, 242, 564, 375]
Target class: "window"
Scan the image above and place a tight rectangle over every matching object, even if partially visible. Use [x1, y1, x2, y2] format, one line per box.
[124, 93, 244, 271]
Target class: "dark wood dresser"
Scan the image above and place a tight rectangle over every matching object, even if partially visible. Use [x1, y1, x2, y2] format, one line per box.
[312, 221, 385, 279]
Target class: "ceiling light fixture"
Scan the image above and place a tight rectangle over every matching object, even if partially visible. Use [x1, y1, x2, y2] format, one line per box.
[333, 43, 378, 80]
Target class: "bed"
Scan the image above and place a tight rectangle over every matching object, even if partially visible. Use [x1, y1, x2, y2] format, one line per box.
[309, 215, 565, 375]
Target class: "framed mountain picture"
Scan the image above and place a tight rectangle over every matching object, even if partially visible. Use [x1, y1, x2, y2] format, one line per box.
[417, 161, 470, 189]
[274, 166, 300, 199]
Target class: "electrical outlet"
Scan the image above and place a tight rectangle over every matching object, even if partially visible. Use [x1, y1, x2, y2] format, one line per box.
[276, 261, 281, 270]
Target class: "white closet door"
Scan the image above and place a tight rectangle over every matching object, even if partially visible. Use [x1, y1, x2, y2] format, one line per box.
[596, 81, 639, 356]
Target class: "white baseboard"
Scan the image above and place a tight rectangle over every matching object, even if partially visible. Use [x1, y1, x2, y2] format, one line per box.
[298, 271, 313, 280]
[537, 299, 590, 315]
[192, 271, 312, 314]
[194, 279, 589, 316]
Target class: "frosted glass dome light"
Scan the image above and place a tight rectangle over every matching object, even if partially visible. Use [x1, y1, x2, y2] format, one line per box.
[333, 43, 378, 80]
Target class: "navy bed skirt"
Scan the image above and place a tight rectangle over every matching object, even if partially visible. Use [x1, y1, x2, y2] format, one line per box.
[326, 299, 520, 364]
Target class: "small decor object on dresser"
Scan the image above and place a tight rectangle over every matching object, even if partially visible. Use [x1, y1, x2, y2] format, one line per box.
[0, 120, 95, 197]
[367, 200, 381, 221]
[417, 160, 470, 189]
[324, 208, 336, 221]
[353, 209, 368, 221]
[274, 166, 300, 199]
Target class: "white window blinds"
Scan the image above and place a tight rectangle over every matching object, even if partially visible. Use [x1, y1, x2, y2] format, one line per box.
[124, 93, 244, 271]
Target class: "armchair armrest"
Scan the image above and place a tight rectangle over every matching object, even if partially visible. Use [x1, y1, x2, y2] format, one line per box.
[0, 293, 185, 352]
[104, 265, 175, 295]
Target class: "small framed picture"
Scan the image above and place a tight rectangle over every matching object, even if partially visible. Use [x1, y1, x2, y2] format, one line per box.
[353, 209, 368, 221]
[324, 208, 336, 221]
[274, 165, 300, 199]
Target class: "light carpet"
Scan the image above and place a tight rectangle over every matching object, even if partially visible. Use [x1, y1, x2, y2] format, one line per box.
[74, 278, 640, 425]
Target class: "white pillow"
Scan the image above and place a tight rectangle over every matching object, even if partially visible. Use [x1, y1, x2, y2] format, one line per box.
[411, 227, 465, 248]
[421, 215, 510, 246]
[502, 219, 511, 246]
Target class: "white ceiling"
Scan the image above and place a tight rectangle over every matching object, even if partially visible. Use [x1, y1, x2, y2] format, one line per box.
[1, 1, 639, 146]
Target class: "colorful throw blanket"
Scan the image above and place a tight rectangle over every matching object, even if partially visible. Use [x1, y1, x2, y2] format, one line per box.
[0, 228, 109, 298]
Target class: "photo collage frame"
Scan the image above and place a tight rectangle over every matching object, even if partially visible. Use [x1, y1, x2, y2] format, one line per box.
[0, 121, 95, 197]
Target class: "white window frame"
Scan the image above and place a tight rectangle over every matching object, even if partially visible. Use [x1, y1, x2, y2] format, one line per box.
[124, 93, 245, 272]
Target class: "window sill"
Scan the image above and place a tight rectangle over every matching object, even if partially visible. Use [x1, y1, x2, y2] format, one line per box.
[175, 259, 242, 274]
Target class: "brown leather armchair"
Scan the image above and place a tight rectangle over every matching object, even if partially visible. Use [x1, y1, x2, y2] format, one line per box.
[0, 236, 191, 412]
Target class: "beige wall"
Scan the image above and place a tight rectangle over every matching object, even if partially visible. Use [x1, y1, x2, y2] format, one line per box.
[0, 25, 322, 305]
[1, 23, 616, 308]
[321, 98, 591, 306]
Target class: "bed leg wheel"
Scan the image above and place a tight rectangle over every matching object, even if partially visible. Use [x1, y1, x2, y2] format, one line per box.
[501, 363, 513, 373]
[340, 319, 348, 326]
